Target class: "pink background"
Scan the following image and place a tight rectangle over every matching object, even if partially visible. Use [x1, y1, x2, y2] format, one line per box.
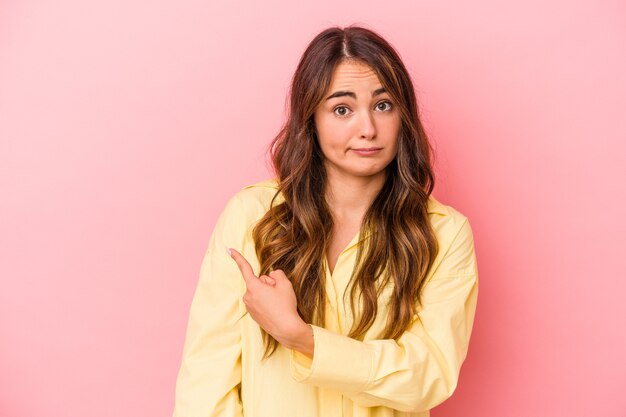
[1, 1, 625, 416]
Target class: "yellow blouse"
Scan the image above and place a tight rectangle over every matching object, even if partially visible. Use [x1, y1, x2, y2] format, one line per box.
[173, 178, 479, 417]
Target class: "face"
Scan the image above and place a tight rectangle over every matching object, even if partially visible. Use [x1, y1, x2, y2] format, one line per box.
[313, 60, 401, 183]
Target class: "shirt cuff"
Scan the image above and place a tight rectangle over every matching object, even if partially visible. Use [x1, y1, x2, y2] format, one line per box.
[289, 324, 373, 392]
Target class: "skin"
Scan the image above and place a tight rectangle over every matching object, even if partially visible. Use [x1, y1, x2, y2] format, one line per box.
[314, 60, 400, 219]
[228, 60, 402, 358]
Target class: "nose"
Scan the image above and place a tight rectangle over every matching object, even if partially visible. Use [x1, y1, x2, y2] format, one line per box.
[358, 110, 376, 140]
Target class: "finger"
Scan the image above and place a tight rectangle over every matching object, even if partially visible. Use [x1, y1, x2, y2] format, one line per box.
[227, 247, 258, 286]
[260, 275, 276, 286]
[268, 269, 287, 281]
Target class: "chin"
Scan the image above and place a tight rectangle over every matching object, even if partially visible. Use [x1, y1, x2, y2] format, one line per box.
[350, 169, 387, 178]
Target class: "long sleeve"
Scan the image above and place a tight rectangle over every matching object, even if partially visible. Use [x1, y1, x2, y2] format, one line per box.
[289, 217, 479, 413]
[173, 194, 248, 417]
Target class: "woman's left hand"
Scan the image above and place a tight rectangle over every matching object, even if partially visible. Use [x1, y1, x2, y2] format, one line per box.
[227, 247, 312, 352]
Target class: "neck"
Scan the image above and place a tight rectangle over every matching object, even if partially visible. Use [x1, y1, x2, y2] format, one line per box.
[324, 169, 386, 220]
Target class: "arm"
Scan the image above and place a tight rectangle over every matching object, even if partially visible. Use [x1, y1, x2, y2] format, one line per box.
[288, 217, 479, 413]
[173, 194, 248, 417]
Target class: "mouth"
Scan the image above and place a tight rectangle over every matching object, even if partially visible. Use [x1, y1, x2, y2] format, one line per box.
[351, 147, 382, 156]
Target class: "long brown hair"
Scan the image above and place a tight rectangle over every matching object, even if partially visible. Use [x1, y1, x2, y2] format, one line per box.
[253, 25, 439, 358]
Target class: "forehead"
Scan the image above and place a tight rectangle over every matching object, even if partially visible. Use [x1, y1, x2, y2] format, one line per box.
[327, 60, 382, 90]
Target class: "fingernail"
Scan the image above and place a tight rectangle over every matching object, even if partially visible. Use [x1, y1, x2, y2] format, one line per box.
[226, 247, 232, 256]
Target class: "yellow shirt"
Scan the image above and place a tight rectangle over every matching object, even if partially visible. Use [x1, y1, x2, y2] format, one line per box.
[173, 178, 479, 417]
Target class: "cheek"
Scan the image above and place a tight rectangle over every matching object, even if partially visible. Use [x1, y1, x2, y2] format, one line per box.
[316, 122, 348, 151]
[318, 134, 345, 156]
[387, 119, 401, 148]
[387, 127, 400, 157]
[387, 115, 402, 135]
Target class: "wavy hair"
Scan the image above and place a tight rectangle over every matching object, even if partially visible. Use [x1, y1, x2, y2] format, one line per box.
[253, 25, 439, 358]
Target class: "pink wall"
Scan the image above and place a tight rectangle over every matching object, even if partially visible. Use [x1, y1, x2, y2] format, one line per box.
[1, 1, 625, 416]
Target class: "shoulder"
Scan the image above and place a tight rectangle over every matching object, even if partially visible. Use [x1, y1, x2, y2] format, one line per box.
[221, 177, 281, 220]
[239, 177, 281, 196]
[236, 177, 280, 204]
[225, 181, 472, 250]
[427, 194, 470, 235]
[211, 178, 281, 249]
[428, 195, 472, 252]
[426, 195, 476, 279]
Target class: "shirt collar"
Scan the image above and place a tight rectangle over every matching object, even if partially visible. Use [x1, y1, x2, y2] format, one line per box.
[250, 178, 447, 215]
[427, 195, 448, 215]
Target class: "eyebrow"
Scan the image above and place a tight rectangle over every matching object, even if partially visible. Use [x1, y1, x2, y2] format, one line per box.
[325, 87, 387, 100]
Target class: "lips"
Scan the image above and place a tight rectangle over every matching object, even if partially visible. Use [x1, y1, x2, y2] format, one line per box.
[351, 147, 382, 156]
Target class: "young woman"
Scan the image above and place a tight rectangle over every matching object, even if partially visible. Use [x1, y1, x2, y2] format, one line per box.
[173, 25, 478, 417]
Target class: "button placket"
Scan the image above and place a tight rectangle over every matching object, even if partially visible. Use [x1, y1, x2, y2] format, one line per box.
[324, 230, 362, 335]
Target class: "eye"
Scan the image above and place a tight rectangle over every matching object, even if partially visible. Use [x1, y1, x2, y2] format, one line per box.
[376, 101, 393, 112]
[333, 106, 351, 117]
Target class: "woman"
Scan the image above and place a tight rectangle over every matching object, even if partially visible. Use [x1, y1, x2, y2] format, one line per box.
[173, 25, 478, 417]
